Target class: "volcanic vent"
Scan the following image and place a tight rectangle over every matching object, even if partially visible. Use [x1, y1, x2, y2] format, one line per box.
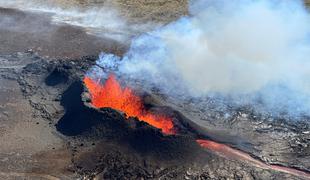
[56, 69, 201, 164]
[84, 74, 175, 135]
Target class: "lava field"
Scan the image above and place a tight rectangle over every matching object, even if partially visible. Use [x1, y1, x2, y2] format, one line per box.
[0, 52, 307, 179]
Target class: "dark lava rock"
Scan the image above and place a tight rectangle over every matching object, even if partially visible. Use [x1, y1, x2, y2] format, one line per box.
[45, 65, 69, 86]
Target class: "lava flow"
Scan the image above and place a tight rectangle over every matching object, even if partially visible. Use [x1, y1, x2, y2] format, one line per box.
[197, 139, 310, 179]
[83, 74, 175, 134]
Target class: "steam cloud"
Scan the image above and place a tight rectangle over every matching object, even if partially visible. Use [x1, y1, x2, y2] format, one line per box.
[0, 0, 151, 41]
[91, 0, 310, 117]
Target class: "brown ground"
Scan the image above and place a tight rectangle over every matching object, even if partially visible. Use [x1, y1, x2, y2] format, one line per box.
[8, 0, 188, 23]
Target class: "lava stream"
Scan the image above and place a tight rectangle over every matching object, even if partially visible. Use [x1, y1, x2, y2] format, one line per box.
[83, 74, 175, 134]
[197, 139, 310, 179]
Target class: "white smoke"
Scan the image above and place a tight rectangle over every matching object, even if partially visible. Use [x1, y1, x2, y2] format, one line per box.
[0, 0, 150, 41]
[90, 0, 310, 117]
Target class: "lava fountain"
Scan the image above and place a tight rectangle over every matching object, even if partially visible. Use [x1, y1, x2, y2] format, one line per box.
[83, 74, 175, 134]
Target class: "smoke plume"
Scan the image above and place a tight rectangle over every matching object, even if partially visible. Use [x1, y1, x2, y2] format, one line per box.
[92, 0, 310, 118]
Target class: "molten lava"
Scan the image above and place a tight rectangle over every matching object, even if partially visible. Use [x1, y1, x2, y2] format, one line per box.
[83, 74, 175, 134]
[197, 139, 310, 179]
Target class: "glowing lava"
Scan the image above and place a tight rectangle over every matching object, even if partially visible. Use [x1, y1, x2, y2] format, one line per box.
[197, 139, 310, 179]
[83, 74, 175, 134]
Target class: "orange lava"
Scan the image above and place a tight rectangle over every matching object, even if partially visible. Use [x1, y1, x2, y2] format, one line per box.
[83, 74, 175, 134]
[197, 139, 310, 179]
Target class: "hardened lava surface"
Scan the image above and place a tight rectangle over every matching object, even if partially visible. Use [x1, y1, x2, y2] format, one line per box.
[0, 52, 308, 179]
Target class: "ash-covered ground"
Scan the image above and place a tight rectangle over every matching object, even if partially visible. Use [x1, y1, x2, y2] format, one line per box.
[0, 1, 310, 180]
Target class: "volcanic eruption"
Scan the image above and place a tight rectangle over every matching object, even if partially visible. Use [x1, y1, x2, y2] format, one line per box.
[1, 0, 310, 179]
[84, 74, 175, 134]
